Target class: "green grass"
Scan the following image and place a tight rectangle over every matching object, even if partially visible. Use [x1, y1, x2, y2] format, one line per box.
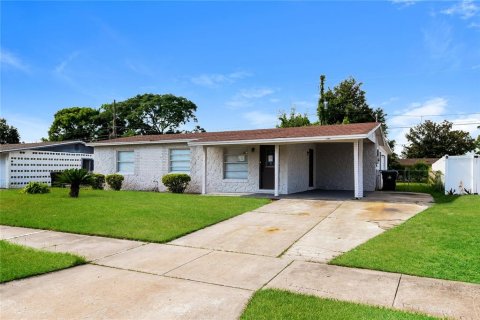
[0, 240, 85, 283]
[240, 289, 437, 320]
[0, 188, 269, 243]
[331, 184, 480, 284]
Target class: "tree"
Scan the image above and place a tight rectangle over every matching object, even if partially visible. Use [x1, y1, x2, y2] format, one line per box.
[402, 120, 476, 158]
[277, 108, 311, 128]
[387, 140, 402, 170]
[317, 75, 327, 125]
[318, 76, 387, 132]
[99, 94, 200, 136]
[0, 118, 20, 144]
[48, 107, 101, 141]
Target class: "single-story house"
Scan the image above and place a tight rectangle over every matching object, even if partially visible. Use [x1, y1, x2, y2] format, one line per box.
[0, 141, 94, 189]
[88, 122, 391, 198]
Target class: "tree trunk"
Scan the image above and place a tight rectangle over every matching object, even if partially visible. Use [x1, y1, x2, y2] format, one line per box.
[69, 183, 80, 198]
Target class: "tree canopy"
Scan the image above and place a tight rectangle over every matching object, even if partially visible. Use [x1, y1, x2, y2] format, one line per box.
[48, 107, 101, 141]
[318, 76, 386, 131]
[0, 118, 20, 144]
[402, 120, 476, 158]
[277, 108, 311, 128]
[47, 93, 201, 141]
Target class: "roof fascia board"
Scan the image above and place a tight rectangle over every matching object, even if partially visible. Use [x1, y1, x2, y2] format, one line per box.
[88, 139, 195, 147]
[188, 134, 368, 146]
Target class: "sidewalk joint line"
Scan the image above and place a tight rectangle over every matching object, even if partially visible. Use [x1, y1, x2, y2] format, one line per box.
[392, 274, 402, 307]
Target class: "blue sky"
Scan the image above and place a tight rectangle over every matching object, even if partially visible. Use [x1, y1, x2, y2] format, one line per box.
[1, 1, 479, 152]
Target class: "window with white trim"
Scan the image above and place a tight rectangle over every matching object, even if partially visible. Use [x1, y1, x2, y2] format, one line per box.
[223, 148, 248, 179]
[169, 149, 191, 173]
[117, 151, 134, 173]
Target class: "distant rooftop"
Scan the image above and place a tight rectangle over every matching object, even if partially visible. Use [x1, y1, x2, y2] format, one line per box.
[0, 141, 86, 153]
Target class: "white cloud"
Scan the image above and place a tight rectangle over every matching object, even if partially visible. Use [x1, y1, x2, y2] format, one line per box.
[190, 71, 252, 87]
[388, 97, 448, 154]
[441, 0, 479, 19]
[54, 51, 80, 76]
[238, 88, 275, 99]
[125, 59, 152, 76]
[243, 111, 278, 128]
[225, 87, 276, 109]
[422, 21, 462, 69]
[390, 0, 418, 7]
[469, 21, 480, 28]
[0, 49, 29, 73]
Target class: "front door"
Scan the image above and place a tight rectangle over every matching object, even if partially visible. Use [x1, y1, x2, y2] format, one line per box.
[260, 145, 275, 189]
[308, 149, 314, 187]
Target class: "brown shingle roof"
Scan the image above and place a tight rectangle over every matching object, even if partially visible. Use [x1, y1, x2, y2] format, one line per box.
[398, 158, 439, 167]
[0, 141, 85, 153]
[91, 122, 380, 145]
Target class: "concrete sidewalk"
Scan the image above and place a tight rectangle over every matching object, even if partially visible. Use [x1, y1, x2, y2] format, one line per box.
[1, 196, 478, 320]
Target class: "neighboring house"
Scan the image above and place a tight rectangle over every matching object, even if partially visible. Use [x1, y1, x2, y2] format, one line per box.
[0, 141, 94, 189]
[397, 158, 439, 168]
[432, 153, 479, 195]
[89, 122, 391, 198]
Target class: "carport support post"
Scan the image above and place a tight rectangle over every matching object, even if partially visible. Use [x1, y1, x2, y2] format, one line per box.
[202, 146, 207, 195]
[274, 144, 280, 197]
[353, 140, 364, 199]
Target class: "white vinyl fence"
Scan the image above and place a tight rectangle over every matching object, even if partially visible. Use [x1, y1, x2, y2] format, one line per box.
[432, 153, 479, 195]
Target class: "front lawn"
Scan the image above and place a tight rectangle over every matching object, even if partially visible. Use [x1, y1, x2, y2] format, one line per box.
[241, 289, 436, 320]
[331, 185, 480, 284]
[0, 189, 269, 243]
[0, 240, 85, 283]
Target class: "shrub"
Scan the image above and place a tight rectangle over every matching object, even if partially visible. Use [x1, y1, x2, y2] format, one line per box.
[22, 182, 50, 194]
[428, 170, 444, 192]
[59, 168, 93, 198]
[50, 171, 64, 187]
[106, 174, 124, 191]
[408, 161, 430, 183]
[162, 173, 191, 193]
[91, 173, 105, 190]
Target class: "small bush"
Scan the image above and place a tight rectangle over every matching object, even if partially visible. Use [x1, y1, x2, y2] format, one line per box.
[22, 182, 50, 194]
[91, 173, 105, 190]
[106, 174, 124, 191]
[428, 170, 444, 192]
[162, 173, 191, 193]
[50, 172, 64, 187]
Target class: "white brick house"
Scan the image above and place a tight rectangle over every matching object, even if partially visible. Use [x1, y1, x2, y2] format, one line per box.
[89, 123, 391, 198]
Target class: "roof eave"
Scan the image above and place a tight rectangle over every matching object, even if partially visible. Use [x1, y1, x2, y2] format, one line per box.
[87, 139, 196, 147]
[188, 134, 370, 146]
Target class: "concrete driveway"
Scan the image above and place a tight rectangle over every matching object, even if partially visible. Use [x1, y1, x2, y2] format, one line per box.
[5, 193, 478, 320]
[171, 198, 428, 262]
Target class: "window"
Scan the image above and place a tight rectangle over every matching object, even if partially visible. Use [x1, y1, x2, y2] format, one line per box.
[224, 148, 248, 179]
[117, 151, 134, 173]
[169, 149, 191, 173]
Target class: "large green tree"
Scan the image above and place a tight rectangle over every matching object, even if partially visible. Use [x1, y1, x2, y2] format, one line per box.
[99, 93, 200, 136]
[0, 118, 20, 144]
[277, 108, 311, 128]
[317, 76, 386, 132]
[48, 107, 101, 141]
[48, 93, 202, 141]
[402, 120, 476, 158]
